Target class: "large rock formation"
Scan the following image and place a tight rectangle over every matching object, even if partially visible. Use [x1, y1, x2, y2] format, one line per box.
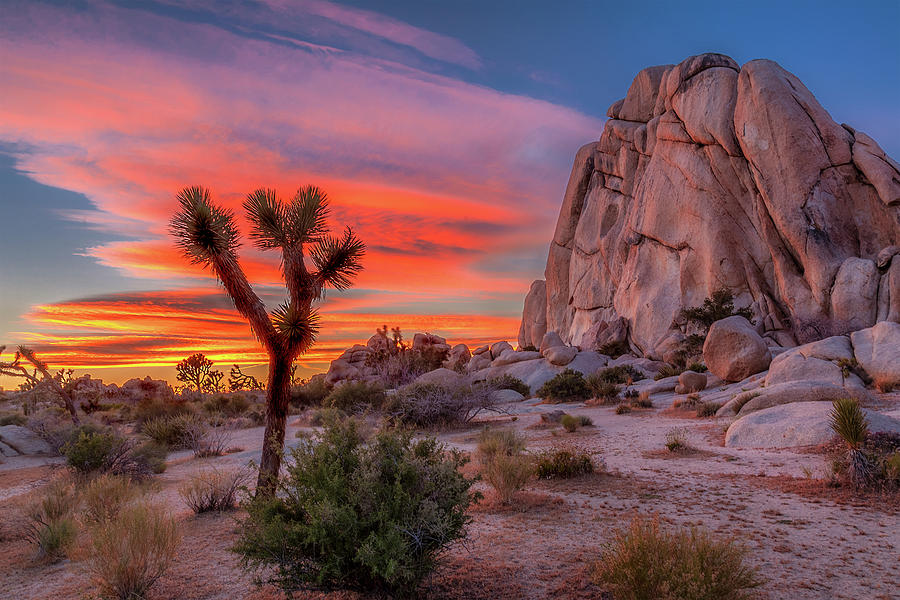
[520, 53, 900, 355]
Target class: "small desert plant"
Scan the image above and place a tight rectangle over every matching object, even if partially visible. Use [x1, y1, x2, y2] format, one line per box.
[519, 344, 538, 352]
[140, 413, 203, 449]
[87, 501, 181, 600]
[586, 377, 620, 404]
[537, 369, 591, 403]
[202, 393, 250, 417]
[0, 411, 27, 426]
[688, 362, 708, 373]
[233, 418, 477, 595]
[482, 453, 533, 504]
[615, 403, 632, 415]
[632, 391, 653, 409]
[291, 376, 331, 406]
[308, 406, 347, 426]
[386, 379, 503, 427]
[323, 381, 386, 413]
[597, 339, 630, 358]
[477, 428, 526, 461]
[179, 467, 250, 513]
[81, 474, 141, 525]
[560, 413, 580, 432]
[665, 428, 689, 452]
[830, 398, 875, 488]
[697, 402, 723, 418]
[654, 364, 685, 380]
[185, 421, 231, 458]
[591, 515, 762, 600]
[679, 289, 753, 329]
[62, 427, 127, 474]
[134, 397, 193, 425]
[576, 414, 593, 426]
[488, 374, 531, 397]
[731, 391, 760, 414]
[130, 441, 168, 474]
[26, 480, 79, 561]
[593, 365, 644, 384]
[536, 449, 594, 479]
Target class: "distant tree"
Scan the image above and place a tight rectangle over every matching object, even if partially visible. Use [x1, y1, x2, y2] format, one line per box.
[175, 353, 223, 392]
[229, 365, 263, 391]
[0, 345, 80, 424]
[170, 186, 364, 495]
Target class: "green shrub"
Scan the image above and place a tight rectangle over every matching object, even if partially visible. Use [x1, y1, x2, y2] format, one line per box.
[134, 397, 193, 424]
[0, 412, 27, 426]
[679, 289, 753, 329]
[586, 378, 620, 404]
[488, 374, 530, 397]
[697, 402, 722, 418]
[830, 398, 875, 488]
[131, 442, 168, 474]
[309, 406, 347, 426]
[291, 376, 331, 406]
[26, 480, 79, 561]
[592, 365, 645, 385]
[597, 340, 630, 358]
[324, 381, 386, 413]
[615, 403, 632, 415]
[63, 427, 127, 474]
[591, 515, 762, 600]
[202, 393, 250, 417]
[560, 414, 579, 432]
[538, 369, 591, 403]
[140, 413, 203, 449]
[536, 449, 594, 479]
[654, 365, 685, 381]
[87, 501, 180, 600]
[688, 362, 708, 373]
[233, 419, 477, 595]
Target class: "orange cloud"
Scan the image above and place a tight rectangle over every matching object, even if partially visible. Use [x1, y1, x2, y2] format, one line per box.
[12, 290, 518, 384]
[0, 1, 598, 382]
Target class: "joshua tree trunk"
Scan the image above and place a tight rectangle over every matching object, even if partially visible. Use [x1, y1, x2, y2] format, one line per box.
[171, 186, 364, 497]
[257, 352, 293, 495]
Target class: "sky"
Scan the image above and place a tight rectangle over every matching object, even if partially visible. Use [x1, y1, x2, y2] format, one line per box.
[1, 0, 898, 386]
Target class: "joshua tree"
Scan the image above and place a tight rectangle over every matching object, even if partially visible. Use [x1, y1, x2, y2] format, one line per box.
[0, 345, 80, 424]
[171, 186, 364, 494]
[175, 353, 220, 392]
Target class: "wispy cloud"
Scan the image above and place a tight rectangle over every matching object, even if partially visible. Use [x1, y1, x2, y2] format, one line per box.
[0, 0, 600, 376]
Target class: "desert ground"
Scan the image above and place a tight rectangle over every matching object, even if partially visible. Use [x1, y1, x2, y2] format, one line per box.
[3, 384, 898, 600]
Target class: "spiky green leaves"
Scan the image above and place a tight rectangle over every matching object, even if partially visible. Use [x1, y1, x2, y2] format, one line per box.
[830, 398, 869, 450]
[170, 186, 240, 264]
[271, 302, 319, 351]
[244, 188, 287, 249]
[312, 227, 366, 290]
[286, 185, 330, 246]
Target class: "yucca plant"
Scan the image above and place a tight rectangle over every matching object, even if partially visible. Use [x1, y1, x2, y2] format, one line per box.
[171, 186, 364, 495]
[829, 398, 874, 489]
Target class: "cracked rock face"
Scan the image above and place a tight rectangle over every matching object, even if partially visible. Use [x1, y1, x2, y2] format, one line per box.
[519, 53, 900, 354]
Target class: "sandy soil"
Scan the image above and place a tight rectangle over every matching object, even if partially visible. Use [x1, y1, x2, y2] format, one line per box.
[1, 391, 899, 600]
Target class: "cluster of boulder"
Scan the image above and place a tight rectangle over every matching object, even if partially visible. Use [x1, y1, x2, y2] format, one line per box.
[519, 52, 900, 358]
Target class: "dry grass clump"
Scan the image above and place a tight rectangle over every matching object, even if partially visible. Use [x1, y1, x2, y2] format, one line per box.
[477, 428, 531, 504]
[697, 401, 722, 418]
[591, 515, 762, 600]
[25, 480, 79, 561]
[665, 428, 691, 453]
[535, 449, 594, 479]
[179, 467, 251, 513]
[186, 421, 231, 458]
[86, 500, 180, 600]
[81, 474, 141, 525]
